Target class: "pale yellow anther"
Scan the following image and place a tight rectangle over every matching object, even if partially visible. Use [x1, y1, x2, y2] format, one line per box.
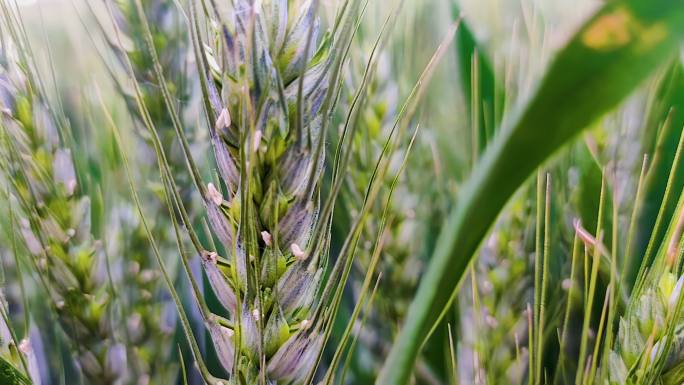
[203, 250, 218, 264]
[562, 278, 572, 291]
[261, 231, 272, 246]
[207, 183, 224, 206]
[253, 130, 262, 152]
[66, 179, 77, 195]
[215, 107, 231, 130]
[291, 243, 307, 260]
[18, 338, 31, 354]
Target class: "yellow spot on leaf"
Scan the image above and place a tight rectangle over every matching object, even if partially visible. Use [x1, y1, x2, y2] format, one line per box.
[582, 8, 632, 50]
[637, 22, 668, 51]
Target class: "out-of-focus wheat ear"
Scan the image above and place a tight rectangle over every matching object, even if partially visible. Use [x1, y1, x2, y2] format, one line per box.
[314, 18, 459, 324]
[102, 0, 206, 254]
[4, 1, 73, 153]
[1, 142, 52, 296]
[108, 96, 226, 385]
[325, 126, 420, 384]
[310, 19, 459, 380]
[131, 0, 207, 198]
[5, 0, 74, 307]
[3, 160, 30, 335]
[322, 19, 457, 346]
[94, 83, 218, 326]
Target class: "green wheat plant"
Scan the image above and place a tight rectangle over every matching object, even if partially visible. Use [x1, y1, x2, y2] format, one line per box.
[337, 32, 452, 381]
[106, 0, 462, 382]
[0, 3, 175, 384]
[91, 3, 195, 380]
[4, 0, 684, 384]
[99, 0, 203, 189]
[457, 196, 534, 385]
[381, 1, 684, 383]
[0, 13, 123, 385]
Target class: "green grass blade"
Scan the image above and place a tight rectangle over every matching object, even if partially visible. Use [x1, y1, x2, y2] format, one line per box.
[378, 2, 684, 383]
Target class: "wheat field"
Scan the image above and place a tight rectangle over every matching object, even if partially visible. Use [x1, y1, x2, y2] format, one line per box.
[1, 0, 684, 384]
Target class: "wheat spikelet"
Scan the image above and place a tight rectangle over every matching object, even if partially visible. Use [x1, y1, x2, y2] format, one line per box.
[125, 0, 367, 383]
[198, 2, 330, 382]
[115, 0, 452, 382]
[339, 48, 440, 370]
[607, 267, 684, 385]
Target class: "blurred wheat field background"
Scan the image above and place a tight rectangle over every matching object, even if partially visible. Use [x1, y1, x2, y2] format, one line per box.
[1, 0, 684, 384]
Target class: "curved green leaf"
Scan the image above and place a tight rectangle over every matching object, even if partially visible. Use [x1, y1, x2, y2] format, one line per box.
[378, 1, 684, 383]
